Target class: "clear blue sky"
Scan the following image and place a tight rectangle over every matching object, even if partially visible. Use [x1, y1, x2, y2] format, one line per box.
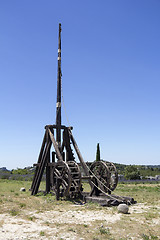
[0, 0, 160, 169]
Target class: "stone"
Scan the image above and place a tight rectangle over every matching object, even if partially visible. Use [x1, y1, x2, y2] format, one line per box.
[117, 203, 129, 214]
[20, 187, 26, 192]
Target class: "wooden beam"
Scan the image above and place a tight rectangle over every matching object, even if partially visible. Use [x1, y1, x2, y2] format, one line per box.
[48, 128, 63, 161]
[69, 130, 90, 176]
[30, 131, 47, 191]
[31, 130, 52, 195]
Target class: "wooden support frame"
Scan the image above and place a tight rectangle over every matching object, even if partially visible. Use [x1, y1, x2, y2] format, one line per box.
[31, 125, 93, 196]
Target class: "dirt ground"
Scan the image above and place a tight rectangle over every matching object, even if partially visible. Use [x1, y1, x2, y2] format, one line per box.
[0, 181, 160, 239]
[0, 202, 160, 240]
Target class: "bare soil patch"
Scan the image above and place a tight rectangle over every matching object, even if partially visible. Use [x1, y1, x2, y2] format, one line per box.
[0, 180, 159, 239]
[0, 203, 160, 240]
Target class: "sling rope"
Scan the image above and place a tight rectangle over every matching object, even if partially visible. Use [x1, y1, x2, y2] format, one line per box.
[61, 84, 71, 127]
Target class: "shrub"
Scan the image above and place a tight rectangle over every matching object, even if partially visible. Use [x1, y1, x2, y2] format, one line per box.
[124, 165, 141, 180]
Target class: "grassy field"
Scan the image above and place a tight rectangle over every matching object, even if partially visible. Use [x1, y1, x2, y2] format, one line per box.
[0, 179, 159, 240]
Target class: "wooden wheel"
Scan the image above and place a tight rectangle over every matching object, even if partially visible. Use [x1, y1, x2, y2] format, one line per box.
[51, 161, 72, 199]
[105, 161, 118, 191]
[90, 161, 110, 195]
[67, 161, 82, 198]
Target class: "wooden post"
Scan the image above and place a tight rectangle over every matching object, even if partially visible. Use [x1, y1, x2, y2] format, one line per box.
[56, 23, 62, 149]
[48, 128, 63, 161]
[69, 130, 90, 176]
[46, 130, 51, 193]
[52, 152, 55, 163]
[31, 129, 52, 195]
[30, 131, 47, 191]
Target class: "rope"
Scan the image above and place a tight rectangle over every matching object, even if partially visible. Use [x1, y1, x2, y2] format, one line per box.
[91, 180, 123, 202]
[85, 162, 131, 204]
[86, 162, 113, 192]
[61, 84, 71, 127]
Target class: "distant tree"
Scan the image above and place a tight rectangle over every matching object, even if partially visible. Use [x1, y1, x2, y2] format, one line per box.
[124, 165, 141, 180]
[96, 143, 100, 161]
[11, 168, 29, 175]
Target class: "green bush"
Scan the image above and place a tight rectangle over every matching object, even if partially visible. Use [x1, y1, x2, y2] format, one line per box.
[124, 165, 141, 180]
[0, 174, 10, 180]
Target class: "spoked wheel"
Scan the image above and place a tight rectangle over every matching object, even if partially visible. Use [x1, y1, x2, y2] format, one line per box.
[90, 161, 110, 195]
[67, 161, 82, 198]
[51, 161, 72, 199]
[105, 161, 118, 191]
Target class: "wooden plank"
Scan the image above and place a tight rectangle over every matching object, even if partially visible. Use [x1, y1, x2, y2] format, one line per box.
[30, 131, 47, 191]
[52, 151, 55, 163]
[46, 132, 51, 193]
[69, 130, 90, 176]
[45, 125, 73, 130]
[31, 131, 52, 195]
[48, 128, 63, 161]
[63, 128, 75, 161]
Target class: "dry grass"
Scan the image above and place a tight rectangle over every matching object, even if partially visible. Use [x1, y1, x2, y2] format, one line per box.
[0, 179, 159, 239]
